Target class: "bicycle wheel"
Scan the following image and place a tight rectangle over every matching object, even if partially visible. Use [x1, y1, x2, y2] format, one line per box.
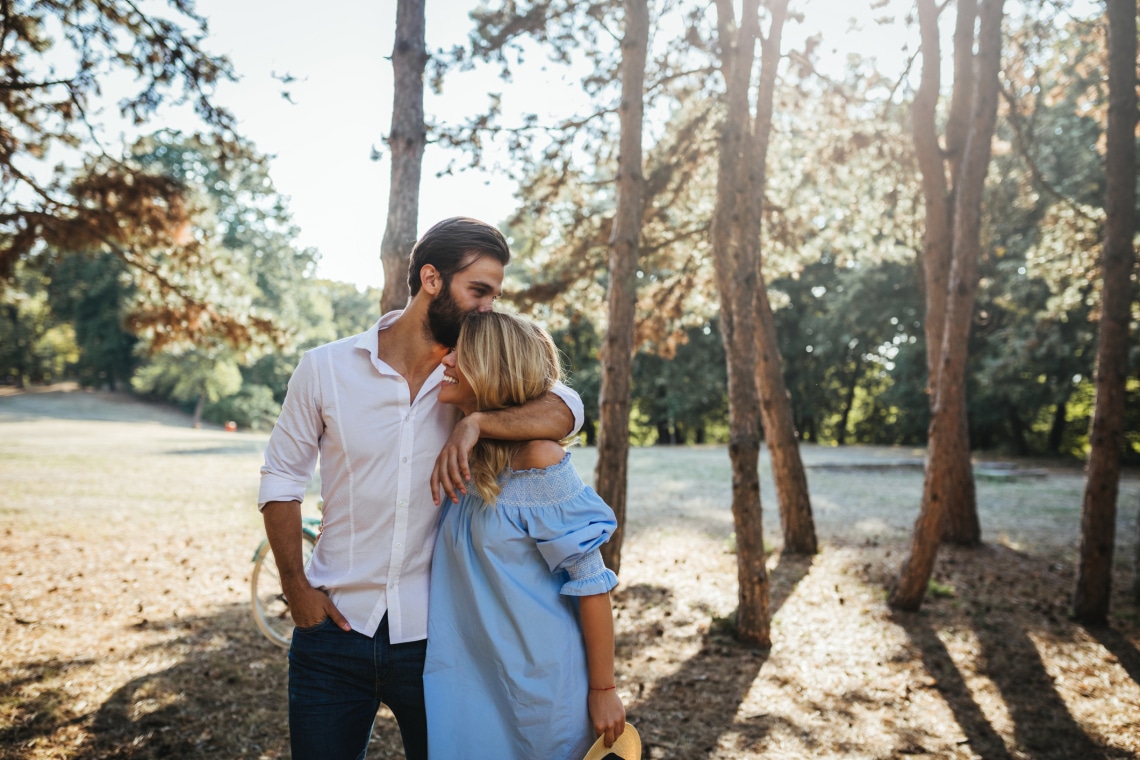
[250, 530, 317, 648]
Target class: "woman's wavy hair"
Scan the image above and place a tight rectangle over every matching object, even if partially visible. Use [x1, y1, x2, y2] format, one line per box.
[455, 311, 562, 504]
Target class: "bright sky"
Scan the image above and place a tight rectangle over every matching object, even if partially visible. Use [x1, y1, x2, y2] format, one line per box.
[192, 0, 509, 289]
[191, 0, 916, 289]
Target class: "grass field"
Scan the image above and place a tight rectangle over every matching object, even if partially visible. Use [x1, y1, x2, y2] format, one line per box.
[2, 386, 1139, 759]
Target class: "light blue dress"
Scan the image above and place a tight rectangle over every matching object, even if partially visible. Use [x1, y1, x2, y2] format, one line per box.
[423, 452, 619, 760]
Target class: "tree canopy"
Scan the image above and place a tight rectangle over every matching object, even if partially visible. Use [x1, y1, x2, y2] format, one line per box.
[0, 0, 272, 347]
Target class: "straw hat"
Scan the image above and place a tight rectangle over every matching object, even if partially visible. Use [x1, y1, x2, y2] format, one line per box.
[582, 724, 641, 760]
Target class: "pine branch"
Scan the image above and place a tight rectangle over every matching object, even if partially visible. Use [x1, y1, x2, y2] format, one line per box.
[0, 78, 77, 91]
[1000, 85, 1100, 224]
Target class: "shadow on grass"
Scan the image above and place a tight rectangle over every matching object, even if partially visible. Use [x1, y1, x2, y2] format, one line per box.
[0, 606, 405, 760]
[894, 544, 1125, 760]
[894, 612, 1014, 759]
[620, 550, 813, 759]
[0, 654, 99, 753]
[1085, 624, 1140, 691]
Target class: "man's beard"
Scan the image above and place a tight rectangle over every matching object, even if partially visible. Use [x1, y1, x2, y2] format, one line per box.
[425, 282, 469, 348]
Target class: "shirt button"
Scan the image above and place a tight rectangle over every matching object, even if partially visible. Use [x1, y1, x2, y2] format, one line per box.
[399, 500, 407, 507]
[402, 457, 408, 463]
[396, 542, 402, 548]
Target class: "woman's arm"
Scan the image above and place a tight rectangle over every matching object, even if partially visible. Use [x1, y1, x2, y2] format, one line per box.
[579, 592, 625, 747]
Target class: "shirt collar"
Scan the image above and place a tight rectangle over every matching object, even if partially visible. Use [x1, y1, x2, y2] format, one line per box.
[353, 311, 447, 392]
[355, 310, 404, 376]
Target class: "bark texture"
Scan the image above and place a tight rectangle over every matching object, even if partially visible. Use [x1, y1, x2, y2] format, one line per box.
[379, 0, 426, 314]
[912, 0, 982, 548]
[1072, 0, 1137, 624]
[891, 0, 1005, 611]
[710, 0, 776, 647]
[596, 0, 648, 575]
[747, 5, 815, 555]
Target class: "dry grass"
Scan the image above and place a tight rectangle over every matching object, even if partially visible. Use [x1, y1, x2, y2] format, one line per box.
[1, 386, 1138, 759]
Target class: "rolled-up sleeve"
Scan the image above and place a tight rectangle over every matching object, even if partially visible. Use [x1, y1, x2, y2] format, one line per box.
[258, 351, 322, 510]
[551, 381, 585, 437]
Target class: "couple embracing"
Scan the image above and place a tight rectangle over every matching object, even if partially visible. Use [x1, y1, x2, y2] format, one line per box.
[258, 218, 639, 760]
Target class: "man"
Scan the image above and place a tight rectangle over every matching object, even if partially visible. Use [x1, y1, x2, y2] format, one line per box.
[258, 217, 583, 760]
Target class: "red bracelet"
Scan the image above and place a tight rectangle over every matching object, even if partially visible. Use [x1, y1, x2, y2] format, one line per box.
[589, 685, 616, 691]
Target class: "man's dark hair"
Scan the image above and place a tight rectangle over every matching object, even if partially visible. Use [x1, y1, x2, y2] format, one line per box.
[407, 217, 511, 296]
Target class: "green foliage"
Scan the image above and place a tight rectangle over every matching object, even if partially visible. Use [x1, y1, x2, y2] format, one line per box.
[203, 384, 281, 431]
[0, 1, 263, 346]
[771, 258, 926, 445]
[122, 133, 333, 417]
[1125, 379, 1140, 461]
[0, 121, 387, 428]
[927, 579, 956, 599]
[549, 314, 729, 447]
[0, 264, 79, 386]
[131, 348, 242, 407]
[45, 252, 139, 391]
[633, 322, 728, 445]
[550, 314, 603, 444]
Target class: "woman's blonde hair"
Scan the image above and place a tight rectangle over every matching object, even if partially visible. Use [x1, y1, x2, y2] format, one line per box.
[455, 311, 562, 504]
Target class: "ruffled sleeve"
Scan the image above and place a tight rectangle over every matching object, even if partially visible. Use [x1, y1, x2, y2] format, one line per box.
[562, 548, 618, 597]
[497, 454, 619, 596]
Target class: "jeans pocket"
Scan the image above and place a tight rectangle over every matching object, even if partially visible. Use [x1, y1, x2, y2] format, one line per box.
[294, 616, 333, 634]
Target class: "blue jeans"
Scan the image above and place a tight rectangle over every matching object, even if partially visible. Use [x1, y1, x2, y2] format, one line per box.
[288, 615, 428, 760]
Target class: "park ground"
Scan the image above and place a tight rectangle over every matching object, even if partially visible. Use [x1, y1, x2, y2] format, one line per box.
[1, 385, 1139, 759]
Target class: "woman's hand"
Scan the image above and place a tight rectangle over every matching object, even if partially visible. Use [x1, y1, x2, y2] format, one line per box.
[430, 414, 481, 504]
[588, 689, 626, 747]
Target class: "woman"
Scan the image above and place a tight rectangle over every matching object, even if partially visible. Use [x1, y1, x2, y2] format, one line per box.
[423, 312, 626, 759]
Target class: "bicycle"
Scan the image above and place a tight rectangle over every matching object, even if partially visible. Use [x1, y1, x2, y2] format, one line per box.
[250, 515, 321, 648]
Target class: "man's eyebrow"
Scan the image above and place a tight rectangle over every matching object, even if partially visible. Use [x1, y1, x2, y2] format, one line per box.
[469, 278, 501, 294]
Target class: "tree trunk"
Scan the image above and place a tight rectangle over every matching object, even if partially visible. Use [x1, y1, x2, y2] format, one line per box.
[1008, 406, 1028, 456]
[912, 0, 982, 547]
[1073, 0, 1137, 624]
[756, 284, 817, 553]
[941, 379, 980, 545]
[1047, 393, 1069, 455]
[837, 355, 861, 445]
[712, 0, 771, 648]
[745, 0, 816, 556]
[936, 0, 982, 546]
[892, 0, 1004, 611]
[379, 0, 426, 314]
[596, 0, 648, 575]
[192, 393, 205, 429]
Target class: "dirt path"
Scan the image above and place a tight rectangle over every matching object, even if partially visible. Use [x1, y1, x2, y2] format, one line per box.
[2, 388, 1138, 759]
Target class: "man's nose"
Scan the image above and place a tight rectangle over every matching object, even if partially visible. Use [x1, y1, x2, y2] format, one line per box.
[477, 301, 495, 313]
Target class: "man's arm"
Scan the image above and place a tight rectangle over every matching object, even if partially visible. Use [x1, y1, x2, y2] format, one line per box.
[258, 351, 349, 631]
[431, 390, 575, 504]
[262, 500, 350, 631]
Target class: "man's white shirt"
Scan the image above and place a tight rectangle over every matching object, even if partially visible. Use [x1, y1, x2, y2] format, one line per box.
[258, 311, 584, 643]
